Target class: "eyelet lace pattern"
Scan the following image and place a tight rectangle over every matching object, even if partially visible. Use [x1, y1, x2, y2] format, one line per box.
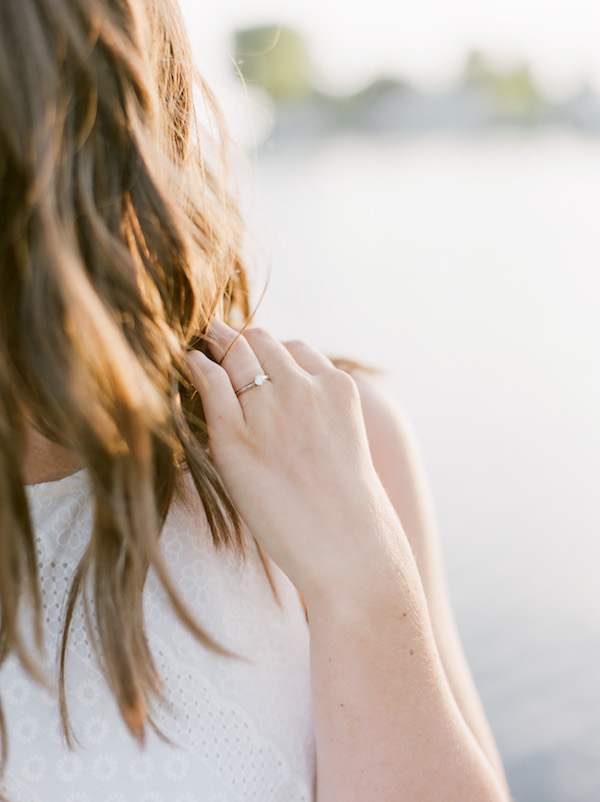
[0, 471, 315, 801]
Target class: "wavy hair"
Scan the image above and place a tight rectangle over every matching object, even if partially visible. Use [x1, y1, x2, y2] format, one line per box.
[0, 0, 250, 765]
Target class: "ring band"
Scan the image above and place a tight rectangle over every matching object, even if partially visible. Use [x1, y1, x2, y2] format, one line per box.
[235, 373, 270, 396]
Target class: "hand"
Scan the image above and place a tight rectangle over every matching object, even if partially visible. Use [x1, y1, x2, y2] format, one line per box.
[186, 322, 510, 802]
[185, 319, 402, 607]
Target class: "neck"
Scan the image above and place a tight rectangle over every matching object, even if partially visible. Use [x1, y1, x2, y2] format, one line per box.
[23, 425, 84, 485]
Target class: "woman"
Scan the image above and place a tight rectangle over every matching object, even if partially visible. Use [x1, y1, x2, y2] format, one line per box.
[0, 0, 511, 799]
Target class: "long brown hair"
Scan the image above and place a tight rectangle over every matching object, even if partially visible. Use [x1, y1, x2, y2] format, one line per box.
[0, 0, 249, 764]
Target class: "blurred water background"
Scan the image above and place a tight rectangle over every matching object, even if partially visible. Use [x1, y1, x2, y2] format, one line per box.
[181, 2, 600, 799]
[254, 132, 600, 802]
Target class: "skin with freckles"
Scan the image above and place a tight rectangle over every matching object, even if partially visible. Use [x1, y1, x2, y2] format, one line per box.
[184, 319, 511, 802]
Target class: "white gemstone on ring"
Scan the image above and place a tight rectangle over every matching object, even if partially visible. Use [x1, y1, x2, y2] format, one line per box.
[235, 373, 270, 396]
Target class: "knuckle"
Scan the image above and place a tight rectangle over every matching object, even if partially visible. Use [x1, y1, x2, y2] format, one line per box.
[228, 335, 247, 355]
[282, 369, 314, 403]
[245, 326, 270, 345]
[283, 339, 307, 351]
[327, 367, 357, 394]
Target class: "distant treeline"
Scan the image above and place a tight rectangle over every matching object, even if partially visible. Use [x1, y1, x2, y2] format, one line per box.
[233, 25, 600, 140]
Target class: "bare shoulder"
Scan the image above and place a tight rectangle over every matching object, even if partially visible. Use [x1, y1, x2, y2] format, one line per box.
[352, 376, 438, 547]
[353, 375, 419, 475]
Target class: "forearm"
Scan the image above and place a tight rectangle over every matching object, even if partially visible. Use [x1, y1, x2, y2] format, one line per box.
[187, 326, 509, 800]
[355, 376, 510, 793]
[305, 530, 509, 802]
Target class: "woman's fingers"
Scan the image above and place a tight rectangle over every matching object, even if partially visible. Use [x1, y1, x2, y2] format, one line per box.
[243, 327, 302, 376]
[207, 319, 316, 399]
[283, 340, 335, 375]
[193, 321, 341, 434]
[243, 328, 334, 378]
[206, 318, 334, 382]
[204, 318, 266, 396]
[184, 349, 244, 432]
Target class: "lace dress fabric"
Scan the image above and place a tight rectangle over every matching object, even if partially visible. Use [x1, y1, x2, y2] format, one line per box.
[0, 470, 315, 802]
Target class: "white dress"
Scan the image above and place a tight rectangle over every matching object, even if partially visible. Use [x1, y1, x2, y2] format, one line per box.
[0, 469, 315, 802]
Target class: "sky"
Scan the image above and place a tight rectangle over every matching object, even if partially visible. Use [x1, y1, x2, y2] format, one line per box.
[179, 0, 600, 98]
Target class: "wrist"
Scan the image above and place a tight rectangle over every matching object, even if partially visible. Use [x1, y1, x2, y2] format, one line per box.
[301, 523, 427, 633]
